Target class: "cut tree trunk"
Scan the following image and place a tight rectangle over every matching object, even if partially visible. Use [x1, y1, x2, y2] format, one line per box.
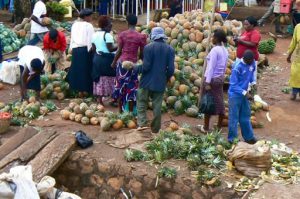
[14, 0, 32, 24]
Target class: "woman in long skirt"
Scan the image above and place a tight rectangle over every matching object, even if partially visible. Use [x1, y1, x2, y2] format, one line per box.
[91, 16, 117, 105]
[199, 30, 229, 133]
[67, 9, 94, 96]
[111, 14, 147, 113]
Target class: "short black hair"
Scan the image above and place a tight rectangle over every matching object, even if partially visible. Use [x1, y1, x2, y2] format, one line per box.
[30, 58, 43, 72]
[246, 16, 258, 27]
[213, 29, 227, 43]
[49, 29, 58, 41]
[126, 14, 137, 26]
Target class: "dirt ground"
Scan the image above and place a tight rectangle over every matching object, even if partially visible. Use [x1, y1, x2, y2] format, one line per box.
[1, 11, 300, 198]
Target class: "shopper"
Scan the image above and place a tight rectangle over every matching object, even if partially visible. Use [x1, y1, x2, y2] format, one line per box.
[199, 29, 229, 133]
[92, 16, 117, 105]
[136, 27, 175, 133]
[112, 14, 147, 113]
[67, 9, 94, 96]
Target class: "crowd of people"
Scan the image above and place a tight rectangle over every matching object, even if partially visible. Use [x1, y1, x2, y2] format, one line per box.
[11, 0, 300, 144]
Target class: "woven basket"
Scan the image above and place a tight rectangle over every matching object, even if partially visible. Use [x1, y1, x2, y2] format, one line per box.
[0, 118, 11, 134]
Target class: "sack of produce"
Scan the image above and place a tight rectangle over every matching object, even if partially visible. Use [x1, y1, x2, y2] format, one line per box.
[199, 93, 216, 115]
[0, 60, 20, 85]
[227, 142, 272, 177]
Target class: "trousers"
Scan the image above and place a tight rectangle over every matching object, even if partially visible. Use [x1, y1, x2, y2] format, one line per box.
[228, 96, 255, 142]
[137, 88, 164, 133]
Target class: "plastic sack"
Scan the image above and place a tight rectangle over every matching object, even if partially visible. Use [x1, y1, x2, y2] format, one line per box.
[36, 176, 56, 196]
[0, 181, 14, 199]
[47, 188, 81, 199]
[199, 93, 216, 115]
[244, 0, 257, 7]
[0, 60, 20, 85]
[227, 142, 272, 177]
[75, 130, 93, 149]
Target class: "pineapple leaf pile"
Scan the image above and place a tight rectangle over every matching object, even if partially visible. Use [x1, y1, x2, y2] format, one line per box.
[124, 130, 231, 170]
[137, 10, 243, 117]
[157, 167, 177, 179]
[40, 70, 75, 100]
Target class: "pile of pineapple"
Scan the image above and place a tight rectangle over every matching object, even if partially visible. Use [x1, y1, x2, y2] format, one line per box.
[60, 99, 137, 131]
[0, 97, 57, 125]
[40, 70, 71, 100]
[136, 10, 242, 117]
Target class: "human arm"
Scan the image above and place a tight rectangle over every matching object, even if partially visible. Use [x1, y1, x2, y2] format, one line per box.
[166, 47, 175, 80]
[237, 31, 261, 48]
[204, 49, 218, 84]
[230, 67, 248, 96]
[21, 67, 30, 100]
[60, 32, 67, 52]
[87, 24, 95, 52]
[111, 33, 123, 68]
[104, 32, 118, 52]
[287, 26, 298, 63]
[31, 15, 46, 27]
[138, 34, 147, 60]
[135, 45, 152, 74]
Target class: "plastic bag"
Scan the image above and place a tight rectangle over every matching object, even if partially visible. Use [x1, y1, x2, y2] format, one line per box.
[47, 188, 81, 199]
[0, 181, 14, 199]
[199, 93, 216, 115]
[75, 130, 93, 149]
[0, 60, 20, 85]
[227, 142, 272, 177]
[36, 176, 56, 196]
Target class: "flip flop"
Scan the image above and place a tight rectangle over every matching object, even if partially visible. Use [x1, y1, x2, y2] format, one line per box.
[196, 125, 209, 134]
[137, 127, 150, 131]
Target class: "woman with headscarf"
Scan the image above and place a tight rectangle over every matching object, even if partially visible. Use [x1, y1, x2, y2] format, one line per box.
[91, 16, 117, 105]
[198, 29, 229, 133]
[235, 16, 261, 85]
[67, 9, 95, 97]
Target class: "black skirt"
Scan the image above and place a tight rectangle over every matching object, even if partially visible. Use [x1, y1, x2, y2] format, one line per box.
[67, 47, 93, 93]
[20, 65, 41, 91]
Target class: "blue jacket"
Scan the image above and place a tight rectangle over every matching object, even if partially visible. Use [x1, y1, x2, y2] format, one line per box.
[137, 40, 175, 92]
[228, 59, 255, 98]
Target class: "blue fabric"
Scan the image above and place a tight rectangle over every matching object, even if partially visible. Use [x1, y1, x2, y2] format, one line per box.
[228, 59, 255, 98]
[228, 96, 255, 142]
[136, 40, 175, 92]
[20, 65, 41, 91]
[292, 88, 300, 94]
[99, 1, 108, 15]
[9, 0, 14, 12]
[0, 39, 2, 62]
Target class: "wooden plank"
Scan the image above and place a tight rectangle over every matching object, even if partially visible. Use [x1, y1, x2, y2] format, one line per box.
[28, 133, 76, 181]
[0, 130, 57, 171]
[0, 127, 38, 160]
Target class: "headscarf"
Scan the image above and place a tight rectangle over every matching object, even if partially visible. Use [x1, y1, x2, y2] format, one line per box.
[246, 16, 258, 27]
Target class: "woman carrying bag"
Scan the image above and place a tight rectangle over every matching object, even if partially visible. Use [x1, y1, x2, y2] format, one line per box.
[198, 30, 229, 133]
[92, 16, 117, 105]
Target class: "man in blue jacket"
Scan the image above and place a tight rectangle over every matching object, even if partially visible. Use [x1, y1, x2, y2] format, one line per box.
[228, 50, 257, 144]
[136, 27, 175, 133]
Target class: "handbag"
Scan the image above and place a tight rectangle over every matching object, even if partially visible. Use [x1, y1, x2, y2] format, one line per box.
[94, 32, 116, 77]
[75, 130, 93, 149]
[199, 93, 216, 115]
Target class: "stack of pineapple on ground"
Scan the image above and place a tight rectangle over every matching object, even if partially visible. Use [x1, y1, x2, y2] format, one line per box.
[60, 99, 138, 131]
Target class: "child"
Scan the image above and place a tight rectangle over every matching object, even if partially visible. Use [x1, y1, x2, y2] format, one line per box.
[228, 50, 257, 144]
[18, 45, 45, 101]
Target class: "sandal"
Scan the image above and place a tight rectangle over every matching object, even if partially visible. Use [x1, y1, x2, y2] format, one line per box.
[137, 127, 150, 131]
[197, 125, 209, 133]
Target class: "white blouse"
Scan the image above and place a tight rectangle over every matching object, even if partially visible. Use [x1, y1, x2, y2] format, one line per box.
[70, 20, 94, 51]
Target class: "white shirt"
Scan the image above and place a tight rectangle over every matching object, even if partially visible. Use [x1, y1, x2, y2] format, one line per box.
[70, 20, 94, 51]
[31, 1, 48, 34]
[18, 46, 45, 74]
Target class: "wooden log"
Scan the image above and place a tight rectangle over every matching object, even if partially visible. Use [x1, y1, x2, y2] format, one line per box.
[0, 131, 58, 171]
[28, 133, 76, 181]
[0, 127, 39, 160]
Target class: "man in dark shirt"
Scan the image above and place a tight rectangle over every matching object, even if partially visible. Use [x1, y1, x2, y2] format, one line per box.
[136, 27, 175, 133]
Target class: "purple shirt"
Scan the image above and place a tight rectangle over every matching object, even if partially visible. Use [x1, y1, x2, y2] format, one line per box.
[204, 46, 228, 83]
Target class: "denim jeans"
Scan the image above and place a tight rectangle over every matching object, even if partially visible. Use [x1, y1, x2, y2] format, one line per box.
[228, 96, 255, 142]
[27, 33, 46, 45]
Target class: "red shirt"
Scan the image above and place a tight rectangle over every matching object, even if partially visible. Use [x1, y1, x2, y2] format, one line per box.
[118, 30, 147, 63]
[237, 29, 261, 61]
[43, 31, 67, 52]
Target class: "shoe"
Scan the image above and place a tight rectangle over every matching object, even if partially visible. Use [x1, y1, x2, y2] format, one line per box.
[290, 94, 297, 101]
[137, 126, 150, 131]
[197, 125, 209, 133]
[245, 138, 257, 145]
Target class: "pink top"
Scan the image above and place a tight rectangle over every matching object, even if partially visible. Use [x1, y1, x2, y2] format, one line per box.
[118, 29, 147, 63]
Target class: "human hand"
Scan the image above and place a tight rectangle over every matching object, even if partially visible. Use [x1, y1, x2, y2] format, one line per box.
[246, 93, 253, 100]
[287, 55, 292, 63]
[111, 61, 116, 68]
